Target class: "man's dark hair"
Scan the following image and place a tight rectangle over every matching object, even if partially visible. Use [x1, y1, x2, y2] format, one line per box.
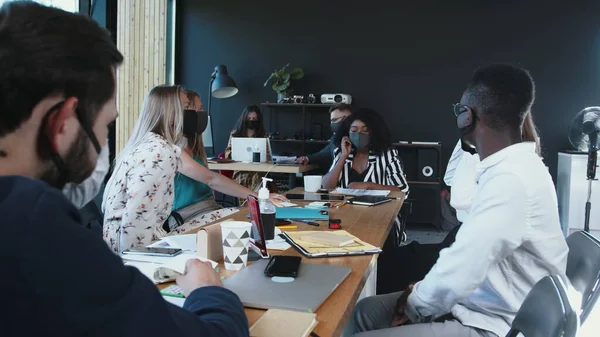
[334, 108, 392, 155]
[464, 64, 535, 132]
[329, 103, 352, 114]
[0, 1, 124, 137]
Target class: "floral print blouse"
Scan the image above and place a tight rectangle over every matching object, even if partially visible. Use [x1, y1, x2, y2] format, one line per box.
[102, 132, 181, 253]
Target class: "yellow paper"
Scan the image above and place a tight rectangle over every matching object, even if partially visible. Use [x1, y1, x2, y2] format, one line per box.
[284, 230, 378, 255]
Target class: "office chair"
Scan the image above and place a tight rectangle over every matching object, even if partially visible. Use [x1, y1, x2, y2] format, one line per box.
[566, 230, 600, 323]
[506, 274, 578, 337]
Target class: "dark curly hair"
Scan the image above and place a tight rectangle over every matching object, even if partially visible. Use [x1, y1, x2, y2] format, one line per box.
[333, 108, 392, 155]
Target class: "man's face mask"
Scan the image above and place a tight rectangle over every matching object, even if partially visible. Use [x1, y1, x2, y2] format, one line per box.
[39, 101, 102, 188]
[245, 120, 260, 130]
[331, 121, 342, 134]
[183, 109, 208, 138]
[454, 103, 478, 155]
[349, 131, 370, 150]
[330, 113, 349, 134]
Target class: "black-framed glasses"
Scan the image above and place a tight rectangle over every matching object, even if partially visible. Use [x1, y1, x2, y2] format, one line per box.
[453, 103, 469, 117]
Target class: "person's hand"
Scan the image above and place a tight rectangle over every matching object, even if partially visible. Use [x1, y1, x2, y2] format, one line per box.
[269, 193, 289, 203]
[176, 259, 222, 297]
[391, 284, 414, 327]
[348, 182, 370, 189]
[295, 156, 309, 165]
[341, 136, 352, 158]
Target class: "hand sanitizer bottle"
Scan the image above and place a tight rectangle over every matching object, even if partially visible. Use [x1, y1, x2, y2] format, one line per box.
[253, 145, 261, 163]
[259, 177, 276, 240]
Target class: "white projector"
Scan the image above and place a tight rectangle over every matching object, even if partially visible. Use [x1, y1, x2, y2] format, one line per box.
[321, 93, 352, 104]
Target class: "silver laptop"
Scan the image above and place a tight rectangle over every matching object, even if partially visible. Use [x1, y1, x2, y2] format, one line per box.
[223, 259, 351, 312]
[231, 137, 268, 162]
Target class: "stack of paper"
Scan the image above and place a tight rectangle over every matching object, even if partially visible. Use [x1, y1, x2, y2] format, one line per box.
[123, 253, 217, 284]
[266, 227, 291, 251]
[331, 188, 390, 197]
[272, 155, 298, 165]
[148, 234, 197, 252]
[281, 230, 381, 258]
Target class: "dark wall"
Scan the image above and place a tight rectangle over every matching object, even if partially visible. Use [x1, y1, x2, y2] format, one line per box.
[178, 0, 600, 180]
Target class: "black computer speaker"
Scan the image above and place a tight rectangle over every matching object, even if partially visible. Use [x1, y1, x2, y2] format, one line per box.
[417, 148, 439, 182]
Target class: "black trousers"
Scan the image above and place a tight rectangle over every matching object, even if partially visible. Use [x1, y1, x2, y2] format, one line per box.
[377, 225, 462, 294]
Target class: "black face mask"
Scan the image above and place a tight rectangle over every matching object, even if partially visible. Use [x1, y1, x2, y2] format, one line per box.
[458, 121, 478, 155]
[455, 103, 478, 155]
[183, 109, 208, 138]
[331, 121, 342, 133]
[245, 120, 260, 130]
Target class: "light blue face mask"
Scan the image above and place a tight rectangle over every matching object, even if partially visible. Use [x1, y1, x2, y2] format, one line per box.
[349, 131, 370, 150]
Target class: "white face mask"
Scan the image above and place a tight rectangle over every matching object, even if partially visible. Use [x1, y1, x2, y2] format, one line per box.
[96, 142, 110, 172]
[62, 139, 110, 208]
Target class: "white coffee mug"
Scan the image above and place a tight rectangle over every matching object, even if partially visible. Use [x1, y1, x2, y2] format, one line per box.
[304, 175, 323, 193]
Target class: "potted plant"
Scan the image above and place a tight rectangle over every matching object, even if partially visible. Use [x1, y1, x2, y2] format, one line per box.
[264, 63, 304, 103]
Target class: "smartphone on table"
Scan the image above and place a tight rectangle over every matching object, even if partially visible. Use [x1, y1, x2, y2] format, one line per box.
[264, 255, 302, 278]
[122, 246, 182, 257]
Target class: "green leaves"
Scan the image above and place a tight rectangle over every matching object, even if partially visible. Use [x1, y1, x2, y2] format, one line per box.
[264, 63, 304, 94]
[289, 67, 304, 80]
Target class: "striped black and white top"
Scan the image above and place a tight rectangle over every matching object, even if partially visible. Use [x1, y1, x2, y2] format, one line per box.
[330, 147, 409, 193]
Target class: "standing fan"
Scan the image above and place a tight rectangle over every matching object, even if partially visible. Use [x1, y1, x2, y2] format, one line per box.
[568, 107, 600, 232]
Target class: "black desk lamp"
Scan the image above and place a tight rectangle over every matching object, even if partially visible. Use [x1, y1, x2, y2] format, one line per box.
[569, 107, 600, 232]
[207, 65, 238, 155]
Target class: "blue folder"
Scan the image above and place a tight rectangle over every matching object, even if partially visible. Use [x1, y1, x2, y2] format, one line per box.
[275, 207, 329, 220]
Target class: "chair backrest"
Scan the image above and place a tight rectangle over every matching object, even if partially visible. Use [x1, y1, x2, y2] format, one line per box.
[506, 275, 578, 337]
[566, 230, 600, 323]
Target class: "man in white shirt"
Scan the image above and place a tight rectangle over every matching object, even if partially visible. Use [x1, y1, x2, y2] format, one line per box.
[343, 64, 569, 337]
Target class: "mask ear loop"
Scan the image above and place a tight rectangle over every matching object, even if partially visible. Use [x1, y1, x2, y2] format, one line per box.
[74, 108, 102, 154]
[39, 101, 69, 186]
[456, 106, 474, 129]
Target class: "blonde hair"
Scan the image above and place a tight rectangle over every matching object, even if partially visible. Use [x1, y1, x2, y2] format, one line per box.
[184, 89, 208, 164]
[117, 85, 184, 163]
[522, 111, 541, 156]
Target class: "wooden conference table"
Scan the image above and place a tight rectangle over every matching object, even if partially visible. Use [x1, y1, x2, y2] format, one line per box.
[207, 162, 318, 188]
[169, 188, 404, 337]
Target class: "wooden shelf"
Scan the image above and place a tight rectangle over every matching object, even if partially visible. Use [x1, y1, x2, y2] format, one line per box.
[262, 102, 334, 108]
[270, 139, 330, 144]
[407, 180, 441, 185]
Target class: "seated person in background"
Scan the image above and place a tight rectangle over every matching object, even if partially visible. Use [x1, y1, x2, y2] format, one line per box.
[321, 108, 409, 194]
[62, 137, 110, 208]
[103, 86, 284, 253]
[377, 111, 543, 294]
[322, 108, 409, 242]
[344, 64, 568, 337]
[171, 90, 237, 223]
[224, 104, 274, 190]
[296, 103, 352, 168]
[0, 3, 247, 336]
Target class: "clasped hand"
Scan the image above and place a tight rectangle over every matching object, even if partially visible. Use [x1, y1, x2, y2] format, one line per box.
[391, 284, 414, 327]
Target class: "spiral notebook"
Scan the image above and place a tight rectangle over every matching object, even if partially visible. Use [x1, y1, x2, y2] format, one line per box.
[280, 230, 382, 258]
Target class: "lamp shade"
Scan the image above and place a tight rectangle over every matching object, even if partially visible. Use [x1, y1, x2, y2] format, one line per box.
[211, 65, 238, 99]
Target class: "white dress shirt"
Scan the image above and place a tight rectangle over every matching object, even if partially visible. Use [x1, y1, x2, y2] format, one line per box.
[62, 141, 110, 208]
[443, 140, 463, 186]
[449, 150, 479, 223]
[406, 142, 569, 337]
